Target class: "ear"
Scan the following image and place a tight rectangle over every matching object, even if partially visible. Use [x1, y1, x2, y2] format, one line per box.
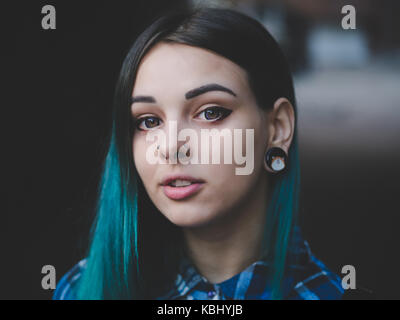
[266, 97, 295, 155]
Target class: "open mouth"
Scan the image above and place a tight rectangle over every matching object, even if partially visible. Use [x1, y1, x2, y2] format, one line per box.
[167, 179, 197, 187]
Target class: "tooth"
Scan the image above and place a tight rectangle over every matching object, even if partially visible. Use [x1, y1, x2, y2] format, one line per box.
[172, 179, 192, 187]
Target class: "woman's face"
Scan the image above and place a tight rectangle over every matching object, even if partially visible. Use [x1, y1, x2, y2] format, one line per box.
[131, 42, 270, 228]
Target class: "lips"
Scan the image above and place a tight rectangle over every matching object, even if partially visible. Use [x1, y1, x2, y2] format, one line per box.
[161, 174, 205, 187]
[160, 174, 205, 200]
[162, 183, 204, 200]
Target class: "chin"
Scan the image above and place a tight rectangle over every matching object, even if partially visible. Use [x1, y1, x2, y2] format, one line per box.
[166, 210, 216, 228]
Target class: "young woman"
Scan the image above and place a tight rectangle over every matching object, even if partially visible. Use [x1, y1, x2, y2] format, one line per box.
[53, 7, 344, 300]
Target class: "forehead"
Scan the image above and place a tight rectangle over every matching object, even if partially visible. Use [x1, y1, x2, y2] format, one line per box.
[132, 42, 249, 96]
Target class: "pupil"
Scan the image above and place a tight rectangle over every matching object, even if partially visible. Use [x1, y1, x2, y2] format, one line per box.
[145, 118, 158, 128]
[205, 109, 219, 120]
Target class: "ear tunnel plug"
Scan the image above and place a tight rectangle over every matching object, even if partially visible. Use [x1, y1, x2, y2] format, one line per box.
[265, 147, 287, 173]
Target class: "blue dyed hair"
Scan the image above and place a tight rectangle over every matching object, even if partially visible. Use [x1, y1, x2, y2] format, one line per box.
[77, 7, 301, 300]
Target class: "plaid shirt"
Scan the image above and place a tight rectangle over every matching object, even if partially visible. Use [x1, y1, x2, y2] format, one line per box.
[53, 227, 344, 300]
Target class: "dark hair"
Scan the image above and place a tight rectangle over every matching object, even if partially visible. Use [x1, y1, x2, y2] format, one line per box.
[77, 7, 300, 300]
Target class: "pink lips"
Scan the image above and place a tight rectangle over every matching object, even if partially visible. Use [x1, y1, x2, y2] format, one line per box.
[162, 182, 205, 200]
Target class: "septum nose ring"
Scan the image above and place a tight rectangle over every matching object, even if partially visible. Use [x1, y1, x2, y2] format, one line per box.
[157, 143, 190, 160]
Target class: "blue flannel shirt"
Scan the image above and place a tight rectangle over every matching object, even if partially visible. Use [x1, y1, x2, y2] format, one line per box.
[53, 227, 344, 300]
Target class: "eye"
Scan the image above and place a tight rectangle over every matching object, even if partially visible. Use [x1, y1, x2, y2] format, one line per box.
[135, 116, 161, 131]
[196, 106, 232, 122]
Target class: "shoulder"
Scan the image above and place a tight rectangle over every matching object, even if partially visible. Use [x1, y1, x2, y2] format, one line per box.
[52, 259, 87, 300]
[287, 240, 344, 300]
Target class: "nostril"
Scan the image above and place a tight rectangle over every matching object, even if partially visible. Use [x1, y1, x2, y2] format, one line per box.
[183, 144, 191, 157]
[178, 144, 191, 160]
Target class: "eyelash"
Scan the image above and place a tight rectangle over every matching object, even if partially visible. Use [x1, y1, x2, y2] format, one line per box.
[134, 106, 232, 131]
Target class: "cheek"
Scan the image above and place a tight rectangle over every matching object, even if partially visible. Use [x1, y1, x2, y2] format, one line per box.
[200, 162, 259, 212]
[132, 137, 141, 168]
[229, 111, 267, 174]
[132, 135, 153, 183]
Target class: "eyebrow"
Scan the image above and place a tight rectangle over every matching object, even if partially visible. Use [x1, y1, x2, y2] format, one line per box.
[131, 96, 156, 104]
[131, 83, 237, 105]
[185, 83, 237, 99]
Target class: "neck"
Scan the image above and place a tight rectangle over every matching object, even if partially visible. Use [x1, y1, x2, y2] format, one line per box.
[182, 174, 270, 284]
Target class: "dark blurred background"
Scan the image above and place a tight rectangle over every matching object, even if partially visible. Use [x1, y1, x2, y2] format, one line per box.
[3, 0, 400, 299]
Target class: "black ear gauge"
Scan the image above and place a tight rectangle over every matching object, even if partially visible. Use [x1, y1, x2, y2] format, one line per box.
[265, 147, 288, 173]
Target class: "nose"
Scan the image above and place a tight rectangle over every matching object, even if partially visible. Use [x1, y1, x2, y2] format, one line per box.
[158, 140, 190, 163]
[158, 121, 191, 164]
